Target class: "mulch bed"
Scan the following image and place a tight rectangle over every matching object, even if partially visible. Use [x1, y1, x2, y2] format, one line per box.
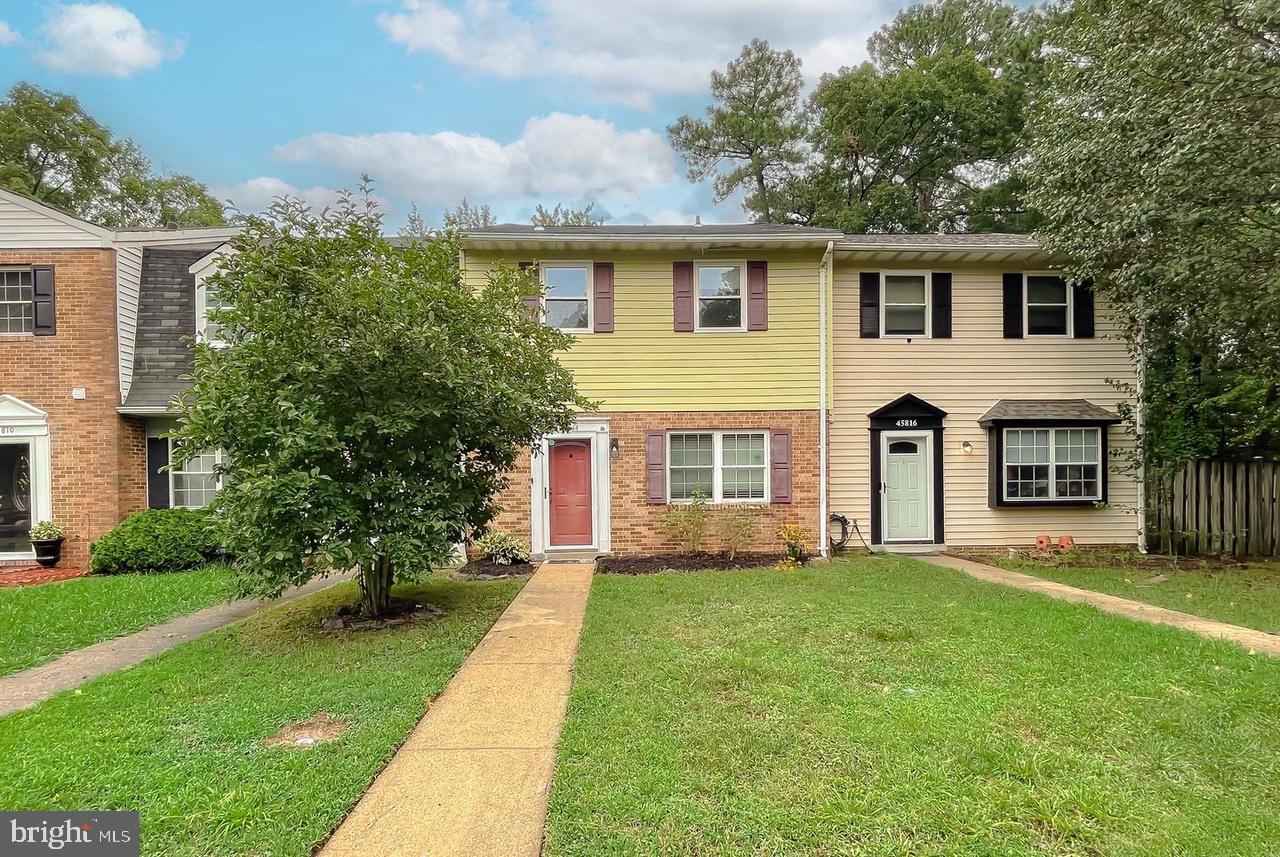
[321, 598, 446, 632]
[598, 552, 786, 575]
[455, 559, 539, 580]
[0, 566, 89, 588]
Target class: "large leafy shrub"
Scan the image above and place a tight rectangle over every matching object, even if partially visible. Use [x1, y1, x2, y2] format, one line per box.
[90, 509, 223, 575]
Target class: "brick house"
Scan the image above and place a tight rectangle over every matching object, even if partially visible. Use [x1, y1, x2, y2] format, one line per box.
[0, 188, 232, 568]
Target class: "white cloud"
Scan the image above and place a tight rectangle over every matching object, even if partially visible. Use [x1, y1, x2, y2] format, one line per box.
[273, 113, 678, 206]
[36, 3, 184, 77]
[0, 21, 21, 46]
[213, 177, 352, 216]
[376, 0, 890, 104]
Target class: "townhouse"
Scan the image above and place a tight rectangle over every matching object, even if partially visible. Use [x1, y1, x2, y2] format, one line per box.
[0, 187, 1139, 568]
[0, 188, 232, 567]
[461, 226, 1140, 557]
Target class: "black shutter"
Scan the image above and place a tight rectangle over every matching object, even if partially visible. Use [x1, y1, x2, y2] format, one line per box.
[147, 438, 170, 509]
[932, 273, 952, 338]
[1001, 273, 1023, 339]
[32, 265, 55, 336]
[1073, 278, 1095, 338]
[859, 272, 880, 338]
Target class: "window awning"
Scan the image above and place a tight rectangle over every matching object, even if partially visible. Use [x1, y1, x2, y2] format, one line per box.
[978, 399, 1121, 427]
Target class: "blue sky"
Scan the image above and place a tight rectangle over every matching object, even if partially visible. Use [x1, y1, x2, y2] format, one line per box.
[0, 1, 908, 227]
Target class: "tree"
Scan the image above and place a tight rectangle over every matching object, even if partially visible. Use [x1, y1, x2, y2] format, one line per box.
[443, 197, 496, 230]
[529, 202, 604, 226]
[0, 82, 226, 227]
[1025, 0, 1280, 464]
[0, 82, 112, 215]
[800, 52, 1025, 232]
[171, 184, 588, 617]
[668, 39, 806, 222]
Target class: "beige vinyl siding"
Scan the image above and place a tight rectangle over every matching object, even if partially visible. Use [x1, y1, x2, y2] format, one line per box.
[116, 245, 143, 400]
[0, 195, 110, 248]
[464, 250, 822, 412]
[831, 262, 1140, 547]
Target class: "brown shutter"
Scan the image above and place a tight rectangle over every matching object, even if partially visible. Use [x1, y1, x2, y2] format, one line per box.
[770, 429, 792, 504]
[645, 430, 667, 503]
[593, 262, 614, 333]
[859, 272, 880, 338]
[747, 260, 768, 331]
[32, 265, 56, 336]
[1002, 273, 1023, 338]
[147, 437, 170, 509]
[672, 262, 694, 332]
[517, 261, 540, 319]
[931, 272, 952, 338]
[1073, 278, 1095, 338]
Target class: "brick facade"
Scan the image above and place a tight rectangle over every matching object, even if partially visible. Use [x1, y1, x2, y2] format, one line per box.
[0, 249, 139, 567]
[490, 409, 822, 555]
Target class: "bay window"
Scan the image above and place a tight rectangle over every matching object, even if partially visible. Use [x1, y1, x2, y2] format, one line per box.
[1003, 427, 1100, 502]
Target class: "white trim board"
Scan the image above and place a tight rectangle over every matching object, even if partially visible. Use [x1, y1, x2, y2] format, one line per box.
[529, 417, 611, 555]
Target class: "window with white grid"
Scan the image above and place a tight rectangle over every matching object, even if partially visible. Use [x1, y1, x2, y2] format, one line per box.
[1003, 427, 1100, 501]
[171, 447, 223, 509]
[668, 431, 768, 503]
[0, 269, 33, 334]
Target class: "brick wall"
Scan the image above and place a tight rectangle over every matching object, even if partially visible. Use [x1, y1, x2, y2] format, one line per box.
[0, 249, 138, 567]
[490, 409, 822, 555]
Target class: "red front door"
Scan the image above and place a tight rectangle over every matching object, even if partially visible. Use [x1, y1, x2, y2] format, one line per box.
[549, 440, 592, 546]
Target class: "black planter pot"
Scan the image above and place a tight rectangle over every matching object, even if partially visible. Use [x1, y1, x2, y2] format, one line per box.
[31, 537, 64, 568]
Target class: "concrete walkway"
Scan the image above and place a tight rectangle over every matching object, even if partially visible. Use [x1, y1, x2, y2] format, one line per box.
[0, 572, 352, 717]
[923, 553, 1280, 658]
[320, 561, 594, 857]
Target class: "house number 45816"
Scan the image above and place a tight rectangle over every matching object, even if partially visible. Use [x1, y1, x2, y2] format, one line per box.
[895, 419, 918, 428]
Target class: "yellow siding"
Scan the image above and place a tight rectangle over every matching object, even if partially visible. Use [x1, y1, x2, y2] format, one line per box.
[830, 262, 1141, 546]
[464, 250, 822, 411]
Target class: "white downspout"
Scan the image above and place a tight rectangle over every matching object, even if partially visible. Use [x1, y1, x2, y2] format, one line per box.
[818, 241, 834, 556]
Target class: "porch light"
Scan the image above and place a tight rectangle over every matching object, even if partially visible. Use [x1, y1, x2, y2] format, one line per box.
[609, 438, 620, 460]
[960, 441, 974, 454]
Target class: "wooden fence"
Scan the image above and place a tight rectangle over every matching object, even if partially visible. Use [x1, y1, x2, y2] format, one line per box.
[1147, 460, 1280, 557]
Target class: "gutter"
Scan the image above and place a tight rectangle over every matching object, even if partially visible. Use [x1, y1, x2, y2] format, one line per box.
[818, 240, 834, 557]
[116, 406, 178, 416]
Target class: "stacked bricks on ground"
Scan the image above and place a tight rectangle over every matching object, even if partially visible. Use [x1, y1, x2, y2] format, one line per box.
[0, 249, 139, 568]
[489, 410, 821, 554]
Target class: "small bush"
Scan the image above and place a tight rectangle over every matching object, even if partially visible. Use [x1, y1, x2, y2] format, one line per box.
[475, 531, 530, 565]
[777, 523, 809, 563]
[718, 506, 761, 560]
[90, 509, 224, 575]
[659, 488, 710, 552]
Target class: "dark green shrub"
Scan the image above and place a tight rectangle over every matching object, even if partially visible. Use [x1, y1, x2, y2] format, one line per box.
[89, 509, 224, 575]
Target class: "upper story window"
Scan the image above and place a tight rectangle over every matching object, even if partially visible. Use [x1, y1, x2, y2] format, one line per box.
[668, 430, 767, 502]
[1003, 427, 1100, 502]
[0, 268, 34, 334]
[695, 263, 745, 330]
[541, 263, 591, 332]
[1025, 274, 1071, 336]
[881, 272, 930, 337]
[199, 284, 232, 346]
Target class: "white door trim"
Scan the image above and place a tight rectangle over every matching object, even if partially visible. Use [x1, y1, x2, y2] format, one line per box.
[530, 417, 611, 555]
[0, 395, 53, 562]
[880, 430, 933, 543]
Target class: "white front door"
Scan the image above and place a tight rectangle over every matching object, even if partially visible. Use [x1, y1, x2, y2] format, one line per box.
[883, 433, 931, 541]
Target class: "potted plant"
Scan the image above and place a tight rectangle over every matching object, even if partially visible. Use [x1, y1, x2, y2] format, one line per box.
[29, 521, 65, 568]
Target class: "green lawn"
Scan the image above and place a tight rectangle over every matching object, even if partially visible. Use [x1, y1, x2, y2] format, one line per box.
[988, 552, 1280, 635]
[547, 558, 1280, 856]
[0, 565, 235, 675]
[0, 575, 522, 857]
